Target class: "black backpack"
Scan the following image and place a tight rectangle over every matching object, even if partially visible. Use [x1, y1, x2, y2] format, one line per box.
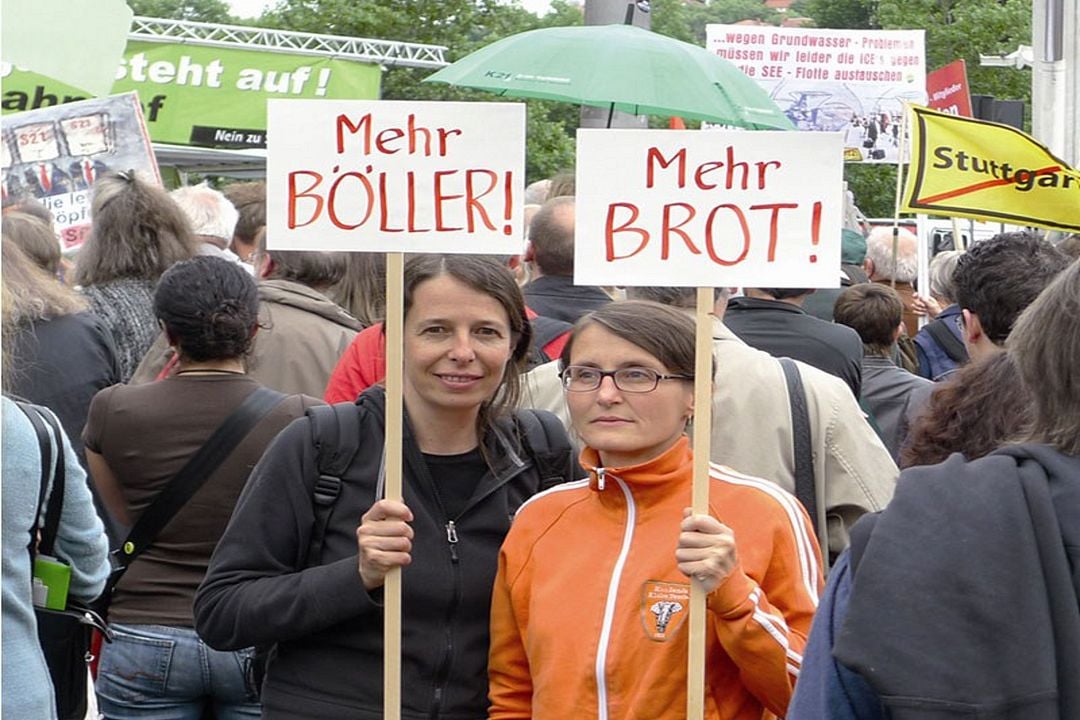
[526, 316, 573, 370]
[246, 403, 574, 693]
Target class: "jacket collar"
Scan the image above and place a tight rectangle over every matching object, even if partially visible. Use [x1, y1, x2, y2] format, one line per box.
[580, 436, 691, 495]
[727, 296, 806, 315]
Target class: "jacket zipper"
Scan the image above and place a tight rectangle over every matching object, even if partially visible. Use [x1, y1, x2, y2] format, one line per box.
[594, 475, 636, 720]
[429, 519, 461, 719]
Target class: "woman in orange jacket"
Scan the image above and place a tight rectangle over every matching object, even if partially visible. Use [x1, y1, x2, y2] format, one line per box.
[488, 301, 824, 720]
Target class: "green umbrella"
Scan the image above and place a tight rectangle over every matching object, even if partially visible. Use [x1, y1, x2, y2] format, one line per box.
[424, 23, 792, 130]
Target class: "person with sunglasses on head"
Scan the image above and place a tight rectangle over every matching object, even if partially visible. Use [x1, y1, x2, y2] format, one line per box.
[488, 300, 824, 720]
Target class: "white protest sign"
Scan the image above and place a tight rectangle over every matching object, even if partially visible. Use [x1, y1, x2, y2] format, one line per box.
[707, 26, 925, 163]
[266, 100, 526, 253]
[574, 129, 844, 288]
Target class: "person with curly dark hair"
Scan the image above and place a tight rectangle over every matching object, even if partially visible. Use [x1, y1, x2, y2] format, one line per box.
[83, 256, 321, 719]
[952, 231, 1069, 360]
[899, 351, 1031, 469]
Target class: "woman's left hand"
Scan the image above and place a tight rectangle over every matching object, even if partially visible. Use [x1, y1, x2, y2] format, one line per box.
[676, 508, 738, 593]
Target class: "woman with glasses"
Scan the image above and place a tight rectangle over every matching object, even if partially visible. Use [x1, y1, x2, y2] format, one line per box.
[194, 254, 576, 719]
[488, 300, 824, 720]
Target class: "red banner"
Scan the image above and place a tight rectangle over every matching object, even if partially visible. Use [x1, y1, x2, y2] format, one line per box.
[926, 60, 972, 117]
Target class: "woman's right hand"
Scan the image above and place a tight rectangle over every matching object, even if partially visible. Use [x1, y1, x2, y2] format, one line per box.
[356, 500, 414, 590]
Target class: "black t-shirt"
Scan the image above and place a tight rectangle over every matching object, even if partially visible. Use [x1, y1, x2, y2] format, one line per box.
[422, 448, 488, 519]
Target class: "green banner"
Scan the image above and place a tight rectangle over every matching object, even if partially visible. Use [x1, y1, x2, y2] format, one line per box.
[1, 40, 382, 148]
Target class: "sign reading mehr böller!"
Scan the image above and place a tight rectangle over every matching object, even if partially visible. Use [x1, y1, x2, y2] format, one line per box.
[266, 99, 525, 254]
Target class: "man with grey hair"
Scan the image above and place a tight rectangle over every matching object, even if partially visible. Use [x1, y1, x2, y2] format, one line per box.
[520, 286, 897, 560]
[169, 184, 252, 273]
[864, 226, 920, 337]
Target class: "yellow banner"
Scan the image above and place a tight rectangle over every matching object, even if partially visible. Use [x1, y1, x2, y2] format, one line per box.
[901, 105, 1080, 232]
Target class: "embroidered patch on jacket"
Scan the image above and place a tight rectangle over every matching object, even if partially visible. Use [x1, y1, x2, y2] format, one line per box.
[641, 580, 690, 642]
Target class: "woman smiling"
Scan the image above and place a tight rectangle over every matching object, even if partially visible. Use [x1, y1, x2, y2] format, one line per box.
[488, 301, 824, 720]
[194, 254, 576, 720]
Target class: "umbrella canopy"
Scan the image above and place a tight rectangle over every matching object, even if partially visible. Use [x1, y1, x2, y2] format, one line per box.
[424, 24, 792, 130]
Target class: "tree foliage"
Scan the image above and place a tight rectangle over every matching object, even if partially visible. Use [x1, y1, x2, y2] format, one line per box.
[798, 0, 1032, 217]
[127, 0, 232, 22]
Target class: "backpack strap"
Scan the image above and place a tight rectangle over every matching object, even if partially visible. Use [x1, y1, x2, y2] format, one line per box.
[925, 317, 969, 364]
[17, 402, 61, 559]
[305, 403, 366, 566]
[514, 409, 576, 489]
[779, 358, 818, 526]
[531, 316, 573, 356]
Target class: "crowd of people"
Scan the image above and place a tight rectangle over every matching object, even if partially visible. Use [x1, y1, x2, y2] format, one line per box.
[2, 165, 1079, 720]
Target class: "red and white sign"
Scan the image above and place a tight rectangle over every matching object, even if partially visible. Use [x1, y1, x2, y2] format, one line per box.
[574, 129, 844, 288]
[267, 99, 526, 254]
[926, 60, 972, 117]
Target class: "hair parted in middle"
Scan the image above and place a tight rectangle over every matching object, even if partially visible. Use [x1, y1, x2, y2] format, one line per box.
[402, 253, 533, 437]
[560, 300, 701, 382]
[154, 255, 260, 363]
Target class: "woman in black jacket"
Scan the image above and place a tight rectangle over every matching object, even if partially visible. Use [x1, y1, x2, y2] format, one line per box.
[194, 254, 576, 720]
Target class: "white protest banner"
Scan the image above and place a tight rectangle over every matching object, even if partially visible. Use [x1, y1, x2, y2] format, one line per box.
[1, 91, 158, 250]
[266, 99, 525, 253]
[707, 26, 925, 163]
[575, 128, 844, 288]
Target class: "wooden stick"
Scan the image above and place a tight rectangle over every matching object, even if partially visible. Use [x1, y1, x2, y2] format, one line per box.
[890, 103, 911, 290]
[383, 252, 405, 720]
[687, 286, 714, 720]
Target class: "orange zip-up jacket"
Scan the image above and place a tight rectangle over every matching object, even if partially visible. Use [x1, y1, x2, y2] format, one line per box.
[489, 436, 824, 720]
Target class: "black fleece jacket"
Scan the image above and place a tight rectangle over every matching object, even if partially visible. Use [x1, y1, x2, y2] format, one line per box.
[194, 388, 575, 720]
[834, 445, 1080, 719]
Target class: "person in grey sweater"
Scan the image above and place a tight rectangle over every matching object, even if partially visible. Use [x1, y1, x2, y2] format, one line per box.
[833, 283, 931, 461]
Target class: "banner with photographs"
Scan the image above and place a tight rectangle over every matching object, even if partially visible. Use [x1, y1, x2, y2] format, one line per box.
[706, 25, 926, 163]
[2, 91, 159, 250]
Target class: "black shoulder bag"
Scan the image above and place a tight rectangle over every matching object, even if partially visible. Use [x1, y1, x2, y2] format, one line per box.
[96, 386, 285, 616]
[20, 402, 110, 720]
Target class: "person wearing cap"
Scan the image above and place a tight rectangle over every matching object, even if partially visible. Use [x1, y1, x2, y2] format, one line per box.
[804, 228, 870, 322]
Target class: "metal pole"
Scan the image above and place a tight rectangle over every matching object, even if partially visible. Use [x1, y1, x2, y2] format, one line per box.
[580, 0, 650, 129]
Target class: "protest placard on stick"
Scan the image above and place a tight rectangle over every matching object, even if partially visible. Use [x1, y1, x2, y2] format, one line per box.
[576, 128, 843, 718]
[267, 98, 526, 720]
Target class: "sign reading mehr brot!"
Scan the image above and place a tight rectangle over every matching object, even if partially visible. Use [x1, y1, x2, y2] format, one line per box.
[574, 129, 843, 288]
[266, 100, 525, 253]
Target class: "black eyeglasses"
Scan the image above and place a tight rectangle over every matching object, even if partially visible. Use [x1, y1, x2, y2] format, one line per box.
[560, 365, 693, 393]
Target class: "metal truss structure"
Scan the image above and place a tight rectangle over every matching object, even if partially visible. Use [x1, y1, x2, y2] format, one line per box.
[130, 16, 449, 70]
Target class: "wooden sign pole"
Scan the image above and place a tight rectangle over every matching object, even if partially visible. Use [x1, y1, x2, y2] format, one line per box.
[383, 251, 405, 720]
[687, 286, 714, 720]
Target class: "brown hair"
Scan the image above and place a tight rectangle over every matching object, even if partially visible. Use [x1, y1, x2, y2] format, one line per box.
[900, 351, 1031, 468]
[330, 252, 385, 326]
[833, 283, 903, 356]
[3, 212, 61, 274]
[1008, 259, 1080, 455]
[560, 300, 700, 381]
[403, 254, 532, 444]
[223, 181, 266, 246]
[1, 238, 87, 323]
[75, 171, 196, 286]
[257, 227, 347, 288]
